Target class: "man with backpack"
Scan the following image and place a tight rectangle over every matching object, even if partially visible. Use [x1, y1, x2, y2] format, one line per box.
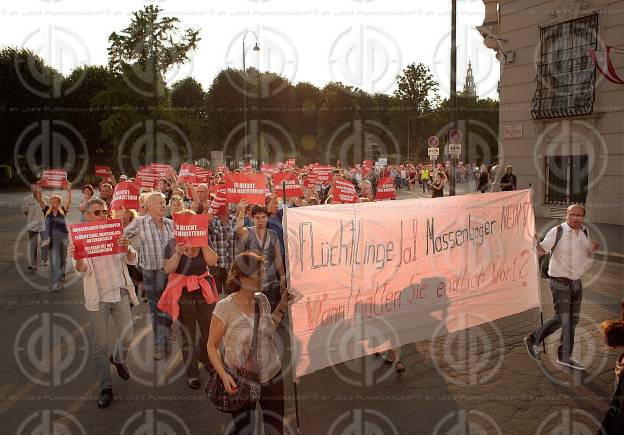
[524, 204, 600, 370]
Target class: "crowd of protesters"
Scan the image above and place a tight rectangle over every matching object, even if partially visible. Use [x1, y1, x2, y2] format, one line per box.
[21, 157, 527, 434]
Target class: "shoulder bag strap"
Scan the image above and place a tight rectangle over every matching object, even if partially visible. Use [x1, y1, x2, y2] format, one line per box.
[551, 225, 564, 253]
[249, 294, 261, 361]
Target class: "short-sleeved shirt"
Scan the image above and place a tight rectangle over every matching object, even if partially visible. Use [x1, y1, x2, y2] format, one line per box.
[163, 238, 208, 276]
[42, 206, 68, 238]
[541, 222, 592, 280]
[213, 293, 280, 383]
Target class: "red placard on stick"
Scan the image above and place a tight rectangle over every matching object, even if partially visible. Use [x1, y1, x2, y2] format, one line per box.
[273, 172, 303, 198]
[225, 173, 266, 204]
[333, 179, 358, 203]
[69, 219, 126, 259]
[173, 214, 209, 247]
[375, 176, 396, 200]
[40, 169, 68, 188]
[110, 181, 140, 210]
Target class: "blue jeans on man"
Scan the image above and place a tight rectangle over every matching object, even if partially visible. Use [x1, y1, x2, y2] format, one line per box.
[49, 235, 68, 288]
[142, 269, 171, 351]
[529, 278, 583, 360]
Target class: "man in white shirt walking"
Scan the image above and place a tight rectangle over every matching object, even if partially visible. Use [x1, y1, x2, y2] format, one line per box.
[69, 199, 139, 409]
[525, 204, 599, 370]
[22, 185, 48, 271]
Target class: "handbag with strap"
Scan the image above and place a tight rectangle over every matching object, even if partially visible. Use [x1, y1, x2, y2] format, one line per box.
[598, 370, 624, 434]
[206, 294, 262, 413]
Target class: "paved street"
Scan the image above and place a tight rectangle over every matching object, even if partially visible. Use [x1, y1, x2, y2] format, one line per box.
[1, 188, 622, 434]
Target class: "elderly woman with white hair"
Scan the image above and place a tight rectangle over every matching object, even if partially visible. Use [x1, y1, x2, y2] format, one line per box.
[359, 180, 374, 202]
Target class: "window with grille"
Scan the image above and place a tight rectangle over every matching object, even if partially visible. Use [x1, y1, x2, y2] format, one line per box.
[545, 156, 588, 205]
[531, 13, 598, 119]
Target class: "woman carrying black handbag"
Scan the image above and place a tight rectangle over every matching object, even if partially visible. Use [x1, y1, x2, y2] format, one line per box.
[207, 252, 291, 435]
[599, 302, 624, 434]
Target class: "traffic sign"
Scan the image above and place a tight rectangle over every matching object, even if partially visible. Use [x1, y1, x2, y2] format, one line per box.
[449, 143, 461, 158]
[428, 147, 440, 157]
[448, 129, 462, 144]
[427, 136, 439, 148]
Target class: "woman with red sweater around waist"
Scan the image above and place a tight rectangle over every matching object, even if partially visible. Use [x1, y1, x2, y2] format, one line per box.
[159, 209, 219, 389]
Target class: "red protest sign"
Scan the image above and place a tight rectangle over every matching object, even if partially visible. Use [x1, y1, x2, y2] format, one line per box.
[312, 166, 333, 183]
[95, 166, 112, 177]
[136, 171, 159, 189]
[225, 173, 266, 204]
[333, 179, 358, 203]
[40, 169, 68, 188]
[363, 160, 374, 169]
[178, 163, 197, 185]
[273, 172, 303, 198]
[69, 219, 126, 259]
[173, 214, 209, 247]
[375, 176, 396, 200]
[110, 181, 140, 210]
[208, 187, 228, 216]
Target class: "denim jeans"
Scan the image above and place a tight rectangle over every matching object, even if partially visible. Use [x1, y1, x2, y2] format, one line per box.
[142, 269, 171, 349]
[530, 278, 583, 360]
[27, 231, 48, 268]
[49, 235, 68, 288]
[88, 291, 134, 391]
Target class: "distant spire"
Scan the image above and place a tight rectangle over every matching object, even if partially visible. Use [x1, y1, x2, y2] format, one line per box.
[461, 60, 477, 97]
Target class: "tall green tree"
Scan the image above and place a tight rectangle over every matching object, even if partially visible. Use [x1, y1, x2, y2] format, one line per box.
[107, 4, 201, 103]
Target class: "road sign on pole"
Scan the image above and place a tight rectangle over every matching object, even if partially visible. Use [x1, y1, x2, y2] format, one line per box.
[428, 147, 440, 157]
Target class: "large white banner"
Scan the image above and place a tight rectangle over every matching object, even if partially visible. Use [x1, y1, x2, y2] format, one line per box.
[285, 190, 540, 377]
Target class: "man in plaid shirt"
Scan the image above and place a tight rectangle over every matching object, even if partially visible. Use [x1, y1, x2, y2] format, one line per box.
[208, 211, 238, 296]
[124, 192, 174, 360]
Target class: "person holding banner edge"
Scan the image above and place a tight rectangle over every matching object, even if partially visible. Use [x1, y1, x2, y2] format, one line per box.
[68, 198, 139, 409]
[525, 204, 599, 370]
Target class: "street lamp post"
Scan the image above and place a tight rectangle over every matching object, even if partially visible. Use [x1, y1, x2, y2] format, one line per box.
[242, 30, 260, 163]
[449, 0, 457, 196]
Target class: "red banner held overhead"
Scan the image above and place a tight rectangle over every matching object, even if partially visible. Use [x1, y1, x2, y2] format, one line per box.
[95, 166, 112, 177]
[333, 178, 358, 203]
[225, 173, 266, 204]
[40, 169, 68, 188]
[312, 166, 333, 183]
[69, 219, 126, 259]
[273, 172, 303, 198]
[208, 187, 228, 216]
[375, 176, 396, 200]
[110, 181, 140, 210]
[136, 171, 159, 189]
[173, 214, 209, 247]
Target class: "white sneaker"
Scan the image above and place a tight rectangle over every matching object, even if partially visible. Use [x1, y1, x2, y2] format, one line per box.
[557, 357, 585, 371]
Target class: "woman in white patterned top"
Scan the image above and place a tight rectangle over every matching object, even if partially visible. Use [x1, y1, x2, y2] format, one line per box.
[208, 252, 291, 435]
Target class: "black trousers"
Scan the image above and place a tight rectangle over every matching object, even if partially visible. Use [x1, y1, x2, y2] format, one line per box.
[178, 289, 214, 379]
[210, 266, 229, 296]
[530, 278, 583, 360]
[229, 371, 285, 435]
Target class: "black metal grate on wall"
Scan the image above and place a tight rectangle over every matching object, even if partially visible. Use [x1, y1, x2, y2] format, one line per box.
[531, 13, 599, 119]
[545, 155, 588, 205]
